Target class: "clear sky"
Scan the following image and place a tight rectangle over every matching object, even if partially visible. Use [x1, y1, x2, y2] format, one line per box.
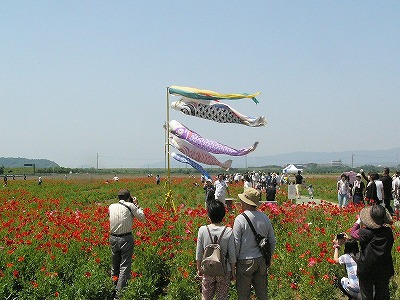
[1, 1, 399, 168]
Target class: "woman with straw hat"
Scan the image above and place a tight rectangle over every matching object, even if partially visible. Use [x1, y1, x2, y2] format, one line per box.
[350, 205, 394, 300]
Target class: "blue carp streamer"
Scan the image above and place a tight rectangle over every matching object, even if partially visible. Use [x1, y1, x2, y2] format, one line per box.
[171, 152, 211, 180]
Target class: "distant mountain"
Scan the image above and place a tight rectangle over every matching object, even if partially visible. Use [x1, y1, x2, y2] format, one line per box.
[0, 157, 59, 168]
[145, 147, 400, 169]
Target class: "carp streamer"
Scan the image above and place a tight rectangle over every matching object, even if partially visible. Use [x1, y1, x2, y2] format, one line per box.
[171, 97, 266, 127]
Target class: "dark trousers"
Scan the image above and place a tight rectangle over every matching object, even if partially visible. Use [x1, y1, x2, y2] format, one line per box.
[359, 277, 390, 300]
[384, 197, 394, 214]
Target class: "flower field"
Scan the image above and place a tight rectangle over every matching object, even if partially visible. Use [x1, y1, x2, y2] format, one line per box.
[0, 175, 399, 300]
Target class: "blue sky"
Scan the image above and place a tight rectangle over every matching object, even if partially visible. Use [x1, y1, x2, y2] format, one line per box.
[1, 1, 399, 168]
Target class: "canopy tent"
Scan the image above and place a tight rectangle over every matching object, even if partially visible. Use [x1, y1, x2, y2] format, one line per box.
[282, 164, 303, 174]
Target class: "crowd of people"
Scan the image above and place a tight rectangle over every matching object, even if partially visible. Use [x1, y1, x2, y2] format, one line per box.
[332, 167, 398, 300]
[337, 168, 400, 218]
[108, 167, 398, 300]
[201, 171, 287, 204]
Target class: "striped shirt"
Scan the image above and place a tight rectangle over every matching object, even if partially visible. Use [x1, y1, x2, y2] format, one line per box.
[109, 200, 145, 235]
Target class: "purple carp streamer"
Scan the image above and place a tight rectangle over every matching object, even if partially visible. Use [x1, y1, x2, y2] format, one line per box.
[169, 85, 260, 104]
[171, 97, 266, 127]
[171, 152, 211, 180]
[168, 120, 259, 156]
[170, 135, 232, 171]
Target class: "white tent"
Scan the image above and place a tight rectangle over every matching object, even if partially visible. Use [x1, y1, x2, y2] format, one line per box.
[282, 164, 303, 174]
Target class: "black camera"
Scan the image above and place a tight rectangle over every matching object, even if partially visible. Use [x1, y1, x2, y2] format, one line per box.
[336, 233, 345, 239]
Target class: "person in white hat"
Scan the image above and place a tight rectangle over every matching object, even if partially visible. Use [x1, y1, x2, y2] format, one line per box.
[233, 188, 276, 300]
[350, 205, 394, 300]
[352, 173, 365, 204]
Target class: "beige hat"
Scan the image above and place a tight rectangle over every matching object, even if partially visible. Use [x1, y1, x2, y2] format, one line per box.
[360, 205, 392, 229]
[238, 187, 261, 207]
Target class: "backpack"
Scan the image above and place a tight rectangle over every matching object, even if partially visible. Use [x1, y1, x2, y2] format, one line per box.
[201, 226, 227, 276]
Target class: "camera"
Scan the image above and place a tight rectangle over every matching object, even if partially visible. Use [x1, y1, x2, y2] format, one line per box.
[336, 233, 345, 239]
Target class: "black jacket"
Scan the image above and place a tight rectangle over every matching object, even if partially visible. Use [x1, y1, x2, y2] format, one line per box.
[357, 226, 394, 280]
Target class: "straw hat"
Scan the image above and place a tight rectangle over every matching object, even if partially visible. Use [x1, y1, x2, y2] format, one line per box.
[238, 188, 260, 207]
[360, 205, 392, 229]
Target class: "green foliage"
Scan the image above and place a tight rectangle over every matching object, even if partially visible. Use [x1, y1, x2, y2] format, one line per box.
[0, 175, 399, 300]
[122, 248, 170, 299]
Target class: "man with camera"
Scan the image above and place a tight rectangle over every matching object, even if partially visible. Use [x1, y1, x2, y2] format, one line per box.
[109, 189, 146, 299]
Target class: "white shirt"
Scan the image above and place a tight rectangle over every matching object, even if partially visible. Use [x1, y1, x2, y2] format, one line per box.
[214, 180, 228, 203]
[244, 181, 252, 189]
[109, 200, 145, 235]
[337, 179, 349, 194]
[375, 180, 384, 201]
[394, 177, 400, 199]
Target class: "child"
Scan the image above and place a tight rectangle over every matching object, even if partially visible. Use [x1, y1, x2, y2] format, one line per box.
[308, 184, 314, 199]
[196, 200, 236, 300]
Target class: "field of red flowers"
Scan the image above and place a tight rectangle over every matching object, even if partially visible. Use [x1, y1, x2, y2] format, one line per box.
[0, 175, 399, 299]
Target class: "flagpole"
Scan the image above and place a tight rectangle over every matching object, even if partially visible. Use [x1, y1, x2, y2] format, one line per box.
[166, 87, 171, 191]
[164, 87, 175, 213]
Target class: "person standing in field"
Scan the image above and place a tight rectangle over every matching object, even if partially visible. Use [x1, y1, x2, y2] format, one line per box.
[295, 170, 303, 200]
[350, 205, 394, 300]
[307, 184, 314, 200]
[337, 173, 350, 207]
[109, 189, 145, 300]
[243, 174, 252, 189]
[214, 174, 230, 206]
[156, 174, 160, 185]
[233, 188, 276, 300]
[352, 173, 365, 205]
[196, 200, 236, 300]
[266, 184, 277, 201]
[374, 173, 384, 204]
[380, 168, 394, 215]
[393, 171, 400, 218]
[203, 178, 216, 208]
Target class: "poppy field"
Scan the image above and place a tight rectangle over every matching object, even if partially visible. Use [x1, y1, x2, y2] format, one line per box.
[0, 175, 399, 299]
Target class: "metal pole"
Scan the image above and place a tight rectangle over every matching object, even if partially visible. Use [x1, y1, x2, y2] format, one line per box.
[166, 87, 171, 192]
[164, 87, 175, 213]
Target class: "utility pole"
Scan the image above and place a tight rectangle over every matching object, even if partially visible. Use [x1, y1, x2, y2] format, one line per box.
[352, 153, 354, 168]
[97, 153, 99, 170]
